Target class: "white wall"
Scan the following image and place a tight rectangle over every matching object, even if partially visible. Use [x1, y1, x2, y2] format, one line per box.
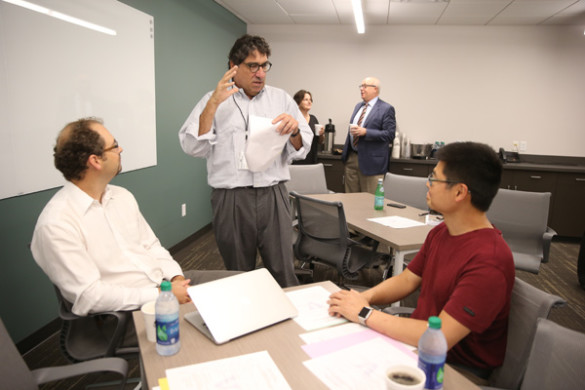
[249, 24, 585, 157]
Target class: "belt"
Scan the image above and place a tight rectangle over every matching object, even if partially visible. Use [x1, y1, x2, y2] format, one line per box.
[231, 182, 286, 190]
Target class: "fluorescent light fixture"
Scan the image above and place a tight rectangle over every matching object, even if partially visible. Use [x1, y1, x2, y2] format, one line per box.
[391, 0, 449, 2]
[352, 0, 365, 34]
[1, 0, 117, 36]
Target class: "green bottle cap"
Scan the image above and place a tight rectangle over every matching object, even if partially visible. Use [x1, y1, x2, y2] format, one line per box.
[160, 280, 172, 292]
[429, 316, 442, 329]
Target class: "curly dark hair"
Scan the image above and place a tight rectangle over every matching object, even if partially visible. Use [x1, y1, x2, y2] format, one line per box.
[436, 142, 502, 212]
[228, 34, 271, 67]
[293, 90, 312, 106]
[54, 118, 105, 181]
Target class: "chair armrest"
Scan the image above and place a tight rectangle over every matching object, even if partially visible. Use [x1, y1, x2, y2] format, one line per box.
[32, 357, 128, 386]
[542, 226, 557, 263]
[382, 306, 415, 317]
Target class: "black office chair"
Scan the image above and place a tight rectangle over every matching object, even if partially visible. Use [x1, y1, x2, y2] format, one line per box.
[291, 191, 388, 287]
[0, 317, 128, 390]
[53, 285, 139, 363]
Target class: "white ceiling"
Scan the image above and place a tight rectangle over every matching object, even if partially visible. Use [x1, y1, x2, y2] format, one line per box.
[214, 0, 585, 26]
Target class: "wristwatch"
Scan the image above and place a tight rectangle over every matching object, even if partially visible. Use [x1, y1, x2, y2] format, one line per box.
[358, 306, 374, 326]
[291, 129, 300, 137]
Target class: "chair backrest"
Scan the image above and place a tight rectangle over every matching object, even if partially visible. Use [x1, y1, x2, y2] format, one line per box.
[0, 318, 39, 389]
[291, 191, 359, 278]
[287, 163, 330, 194]
[486, 189, 552, 273]
[53, 285, 133, 362]
[383, 172, 429, 210]
[520, 318, 585, 390]
[489, 278, 566, 389]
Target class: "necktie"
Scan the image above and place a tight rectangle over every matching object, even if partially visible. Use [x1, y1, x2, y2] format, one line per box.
[352, 103, 368, 148]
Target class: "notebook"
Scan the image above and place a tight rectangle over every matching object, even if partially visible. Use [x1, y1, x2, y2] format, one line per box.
[184, 268, 298, 344]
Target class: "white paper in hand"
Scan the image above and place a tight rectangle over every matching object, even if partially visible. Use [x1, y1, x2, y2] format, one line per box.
[245, 115, 290, 172]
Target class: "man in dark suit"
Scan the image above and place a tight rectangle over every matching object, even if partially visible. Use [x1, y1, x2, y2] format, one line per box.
[341, 77, 396, 193]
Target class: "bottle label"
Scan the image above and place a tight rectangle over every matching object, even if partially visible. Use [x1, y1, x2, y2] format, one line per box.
[156, 315, 180, 346]
[418, 359, 445, 390]
[374, 195, 384, 209]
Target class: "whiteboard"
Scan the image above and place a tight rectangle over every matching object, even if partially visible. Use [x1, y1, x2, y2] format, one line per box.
[0, 0, 156, 199]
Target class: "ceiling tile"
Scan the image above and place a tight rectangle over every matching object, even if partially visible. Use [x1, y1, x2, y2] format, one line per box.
[277, 0, 336, 15]
[215, 0, 291, 24]
[438, 1, 510, 25]
[213, 0, 585, 26]
[491, 0, 577, 24]
[543, 0, 585, 24]
[388, 3, 449, 24]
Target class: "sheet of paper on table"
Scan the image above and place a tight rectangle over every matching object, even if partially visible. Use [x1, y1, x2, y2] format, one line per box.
[368, 215, 426, 228]
[299, 322, 365, 344]
[165, 350, 291, 390]
[286, 285, 347, 331]
[301, 325, 416, 359]
[303, 337, 418, 390]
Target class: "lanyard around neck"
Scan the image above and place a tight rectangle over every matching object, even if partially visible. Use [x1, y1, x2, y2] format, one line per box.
[232, 94, 249, 141]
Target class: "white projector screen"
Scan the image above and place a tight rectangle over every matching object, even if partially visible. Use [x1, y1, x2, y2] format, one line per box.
[0, 0, 156, 199]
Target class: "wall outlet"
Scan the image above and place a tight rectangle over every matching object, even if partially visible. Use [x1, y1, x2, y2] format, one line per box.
[519, 141, 527, 152]
[512, 140, 519, 152]
[181, 203, 186, 217]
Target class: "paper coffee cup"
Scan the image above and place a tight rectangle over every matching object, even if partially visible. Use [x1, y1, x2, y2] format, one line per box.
[314, 124, 324, 135]
[385, 364, 425, 390]
[141, 300, 156, 342]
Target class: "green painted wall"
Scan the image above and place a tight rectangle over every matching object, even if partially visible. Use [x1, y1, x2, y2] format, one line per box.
[0, 0, 245, 343]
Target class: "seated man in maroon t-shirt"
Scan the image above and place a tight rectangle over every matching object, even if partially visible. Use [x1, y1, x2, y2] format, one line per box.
[328, 141, 515, 382]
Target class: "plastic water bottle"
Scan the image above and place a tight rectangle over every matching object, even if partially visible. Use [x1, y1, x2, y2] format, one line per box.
[155, 281, 180, 356]
[418, 316, 447, 390]
[374, 178, 384, 210]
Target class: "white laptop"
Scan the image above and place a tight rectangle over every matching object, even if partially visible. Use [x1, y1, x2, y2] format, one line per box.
[184, 268, 298, 344]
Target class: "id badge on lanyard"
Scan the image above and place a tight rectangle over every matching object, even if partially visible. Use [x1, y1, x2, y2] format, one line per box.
[233, 95, 250, 171]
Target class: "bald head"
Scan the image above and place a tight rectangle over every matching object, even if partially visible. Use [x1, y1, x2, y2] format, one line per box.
[360, 77, 380, 102]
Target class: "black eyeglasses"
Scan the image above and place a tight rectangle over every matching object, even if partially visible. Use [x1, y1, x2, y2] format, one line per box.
[359, 84, 377, 89]
[243, 61, 272, 73]
[103, 140, 120, 153]
[427, 173, 462, 187]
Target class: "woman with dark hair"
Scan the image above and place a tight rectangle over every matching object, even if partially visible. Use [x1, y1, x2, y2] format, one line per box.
[292, 89, 323, 164]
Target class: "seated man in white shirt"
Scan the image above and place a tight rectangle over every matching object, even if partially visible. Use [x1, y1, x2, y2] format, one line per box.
[31, 117, 237, 317]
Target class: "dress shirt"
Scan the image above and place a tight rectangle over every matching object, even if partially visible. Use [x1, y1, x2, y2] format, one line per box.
[350, 96, 378, 150]
[179, 85, 313, 188]
[31, 182, 183, 316]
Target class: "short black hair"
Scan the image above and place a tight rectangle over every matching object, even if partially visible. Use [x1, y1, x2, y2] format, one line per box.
[54, 118, 105, 181]
[293, 90, 312, 105]
[228, 34, 271, 67]
[436, 142, 502, 212]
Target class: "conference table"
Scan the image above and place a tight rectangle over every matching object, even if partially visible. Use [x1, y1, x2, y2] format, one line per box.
[306, 192, 434, 278]
[134, 281, 479, 390]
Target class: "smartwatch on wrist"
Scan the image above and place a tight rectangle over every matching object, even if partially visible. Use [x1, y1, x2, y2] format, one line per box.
[358, 306, 374, 326]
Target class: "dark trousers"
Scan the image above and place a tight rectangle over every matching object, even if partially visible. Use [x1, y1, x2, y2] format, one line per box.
[211, 182, 299, 287]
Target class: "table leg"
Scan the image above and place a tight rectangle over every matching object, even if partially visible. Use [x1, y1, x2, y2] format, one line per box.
[390, 248, 421, 307]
